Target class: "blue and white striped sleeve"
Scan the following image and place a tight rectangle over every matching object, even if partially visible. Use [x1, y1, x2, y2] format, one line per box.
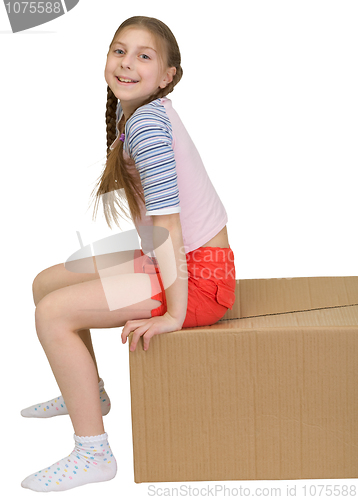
[125, 105, 181, 216]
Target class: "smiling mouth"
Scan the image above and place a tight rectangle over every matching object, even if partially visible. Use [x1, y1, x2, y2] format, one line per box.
[116, 76, 139, 83]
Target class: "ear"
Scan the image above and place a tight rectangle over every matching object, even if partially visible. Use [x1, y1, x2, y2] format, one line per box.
[159, 67, 177, 89]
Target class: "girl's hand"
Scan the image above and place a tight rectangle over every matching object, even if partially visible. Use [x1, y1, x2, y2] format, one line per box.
[121, 312, 183, 352]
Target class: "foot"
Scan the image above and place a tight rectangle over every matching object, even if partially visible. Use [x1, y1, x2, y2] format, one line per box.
[21, 432, 117, 492]
[21, 378, 111, 418]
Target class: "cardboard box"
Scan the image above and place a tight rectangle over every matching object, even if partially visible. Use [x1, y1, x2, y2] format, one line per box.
[128, 276, 358, 482]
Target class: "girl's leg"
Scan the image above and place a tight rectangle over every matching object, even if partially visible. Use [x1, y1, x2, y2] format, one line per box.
[78, 329, 100, 381]
[22, 272, 161, 491]
[34, 271, 160, 435]
[32, 250, 136, 380]
[22, 250, 137, 415]
[21, 259, 104, 418]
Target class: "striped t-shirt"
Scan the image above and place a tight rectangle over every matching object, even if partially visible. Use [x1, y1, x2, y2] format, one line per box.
[111, 97, 228, 255]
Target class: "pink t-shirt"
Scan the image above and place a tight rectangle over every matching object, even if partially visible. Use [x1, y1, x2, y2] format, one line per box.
[111, 97, 228, 257]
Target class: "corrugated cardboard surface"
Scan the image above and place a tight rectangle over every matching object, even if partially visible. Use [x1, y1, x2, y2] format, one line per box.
[128, 276, 358, 482]
[221, 276, 358, 321]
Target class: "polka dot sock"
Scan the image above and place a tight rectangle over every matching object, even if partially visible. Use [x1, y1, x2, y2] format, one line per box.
[20, 378, 111, 418]
[21, 432, 117, 492]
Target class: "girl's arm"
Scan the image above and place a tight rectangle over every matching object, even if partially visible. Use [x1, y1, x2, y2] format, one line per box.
[121, 212, 187, 351]
[152, 213, 188, 327]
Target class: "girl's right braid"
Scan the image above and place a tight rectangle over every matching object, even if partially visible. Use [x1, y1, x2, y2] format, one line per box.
[106, 64, 183, 146]
[106, 85, 118, 156]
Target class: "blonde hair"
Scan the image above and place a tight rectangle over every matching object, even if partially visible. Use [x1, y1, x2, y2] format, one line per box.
[90, 16, 183, 229]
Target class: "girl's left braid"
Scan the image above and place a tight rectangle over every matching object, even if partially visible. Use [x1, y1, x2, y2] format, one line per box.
[106, 85, 118, 156]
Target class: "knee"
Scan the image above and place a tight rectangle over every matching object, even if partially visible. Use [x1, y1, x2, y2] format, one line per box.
[32, 268, 51, 306]
[35, 295, 51, 342]
[32, 271, 43, 306]
[35, 293, 65, 344]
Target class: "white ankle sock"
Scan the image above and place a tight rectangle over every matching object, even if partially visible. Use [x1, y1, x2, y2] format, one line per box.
[21, 378, 111, 418]
[21, 432, 117, 492]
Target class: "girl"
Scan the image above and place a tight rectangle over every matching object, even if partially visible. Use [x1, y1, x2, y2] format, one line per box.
[21, 16, 236, 492]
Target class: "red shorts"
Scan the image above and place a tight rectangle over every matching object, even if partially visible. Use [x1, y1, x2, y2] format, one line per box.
[133, 246, 236, 328]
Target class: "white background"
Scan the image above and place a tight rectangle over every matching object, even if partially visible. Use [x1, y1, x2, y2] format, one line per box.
[1, 0, 357, 497]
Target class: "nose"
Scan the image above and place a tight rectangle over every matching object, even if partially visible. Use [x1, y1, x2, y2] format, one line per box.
[121, 52, 133, 70]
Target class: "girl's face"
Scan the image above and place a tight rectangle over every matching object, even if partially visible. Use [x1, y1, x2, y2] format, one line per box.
[105, 27, 176, 118]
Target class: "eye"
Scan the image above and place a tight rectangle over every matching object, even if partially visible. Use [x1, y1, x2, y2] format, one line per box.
[140, 54, 150, 60]
[114, 49, 124, 55]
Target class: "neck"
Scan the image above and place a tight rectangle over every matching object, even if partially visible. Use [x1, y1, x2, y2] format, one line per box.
[120, 94, 162, 121]
[120, 98, 147, 121]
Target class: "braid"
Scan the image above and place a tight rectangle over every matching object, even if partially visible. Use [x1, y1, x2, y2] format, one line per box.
[105, 85, 118, 156]
[94, 66, 183, 228]
[92, 16, 184, 229]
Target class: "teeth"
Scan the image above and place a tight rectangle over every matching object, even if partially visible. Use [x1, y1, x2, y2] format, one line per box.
[118, 77, 136, 83]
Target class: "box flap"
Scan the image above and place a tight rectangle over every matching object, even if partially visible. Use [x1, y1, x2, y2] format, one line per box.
[220, 276, 358, 321]
[196, 304, 358, 332]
